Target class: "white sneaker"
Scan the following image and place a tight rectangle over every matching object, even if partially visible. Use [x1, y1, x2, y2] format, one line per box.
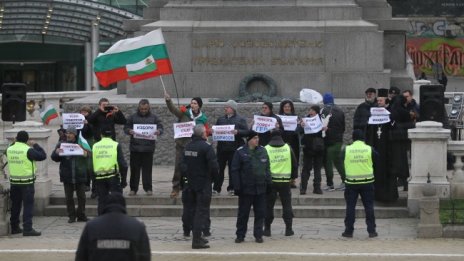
[323, 186, 335, 191]
[335, 183, 345, 191]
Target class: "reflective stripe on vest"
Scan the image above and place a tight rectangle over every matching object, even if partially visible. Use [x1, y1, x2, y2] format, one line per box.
[265, 144, 292, 182]
[7, 142, 36, 185]
[92, 137, 118, 180]
[344, 141, 374, 184]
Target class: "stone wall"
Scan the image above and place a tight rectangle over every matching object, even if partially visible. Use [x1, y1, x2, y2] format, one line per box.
[64, 101, 359, 165]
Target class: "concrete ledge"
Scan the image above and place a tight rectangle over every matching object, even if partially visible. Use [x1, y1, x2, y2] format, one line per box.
[443, 225, 464, 238]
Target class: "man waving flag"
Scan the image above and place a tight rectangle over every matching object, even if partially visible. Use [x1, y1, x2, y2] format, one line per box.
[94, 29, 173, 87]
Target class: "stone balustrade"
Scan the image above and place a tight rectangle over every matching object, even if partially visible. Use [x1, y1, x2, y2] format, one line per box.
[447, 141, 464, 198]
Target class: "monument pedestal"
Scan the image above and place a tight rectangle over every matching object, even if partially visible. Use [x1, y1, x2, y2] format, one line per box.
[126, 0, 411, 99]
[3, 121, 52, 216]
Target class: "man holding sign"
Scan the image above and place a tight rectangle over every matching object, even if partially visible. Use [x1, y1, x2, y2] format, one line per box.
[124, 99, 164, 196]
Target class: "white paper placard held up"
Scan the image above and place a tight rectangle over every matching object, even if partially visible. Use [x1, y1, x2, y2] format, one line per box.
[303, 116, 323, 134]
[212, 125, 235, 141]
[252, 115, 277, 133]
[173, 121, 195, 139]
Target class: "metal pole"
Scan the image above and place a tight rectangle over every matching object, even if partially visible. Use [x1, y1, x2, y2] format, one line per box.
[85, 42, 92, 91]
[91, 21, 99, 90]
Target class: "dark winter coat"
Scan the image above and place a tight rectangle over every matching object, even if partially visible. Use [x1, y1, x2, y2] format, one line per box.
[321, 104, 345, 145]
[87, 109, 126, 141]
[180, 136, 219, 191]
[231, 145, 272, 195]
[124, 110, 164, 153]
[75, 204, 150, 261]
[215, 113, 249, 152]
[353, 100, 376, 131]
[257, 113, 284, 146]
[51, 140, 88, 184]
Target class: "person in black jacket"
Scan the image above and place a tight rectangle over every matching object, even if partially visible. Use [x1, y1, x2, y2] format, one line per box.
[256, 102, 284, 146]
[75, 192, 151, 261]
[51, 126, 89, 223]
[231, 131, 272, 244]
[87, 98, 126, 142]
[80, 105, 97, 199]
[124, 99, 164, 196]
[213, 100, 249, 195]
[353, 88, 377, 132]
[180, 124, 219, 249]
[321, 93, 346, 191]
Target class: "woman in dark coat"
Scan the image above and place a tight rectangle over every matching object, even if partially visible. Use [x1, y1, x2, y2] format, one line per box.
[279, 100, 301, 188]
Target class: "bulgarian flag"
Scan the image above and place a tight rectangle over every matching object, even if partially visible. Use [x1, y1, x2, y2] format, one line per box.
[78, 132, 92, 152]
[40, 105, 59, 125]
[94, 28, 173, 87]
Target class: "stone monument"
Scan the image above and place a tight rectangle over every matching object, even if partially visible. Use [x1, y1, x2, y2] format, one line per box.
[123, 0, 411, 99]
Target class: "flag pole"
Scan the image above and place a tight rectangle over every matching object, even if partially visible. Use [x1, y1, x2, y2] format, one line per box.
[159, 75, 167, 93]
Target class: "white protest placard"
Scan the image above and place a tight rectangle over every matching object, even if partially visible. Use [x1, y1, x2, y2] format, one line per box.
[62, 113, 85, 130]
[173, 121, 195, 139]
[368, 107, 391, 125]
[133, 124, 157, 140]
[303, 116, 323, 134]
[277, 115, 298, 131]
[59, 143, 84, 156]
[212, 125, 235, 141]
[252, 115, 277, 133]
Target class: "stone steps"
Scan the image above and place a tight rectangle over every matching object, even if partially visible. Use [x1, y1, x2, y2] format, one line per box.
[44, 194, 409, 218]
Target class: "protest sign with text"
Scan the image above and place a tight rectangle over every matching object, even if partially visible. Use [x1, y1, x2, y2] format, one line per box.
[303, 116, 323, 134]
[252, 115, 277, 133]
[62, 113, 85, 130]
[368, 107, 391, 125]
[212, 125, 235, 141]
[277, 115, 298, 131]
[133, 124, 157, 140]
[59, 143, 84, 156]
[173, 121, 195, 139]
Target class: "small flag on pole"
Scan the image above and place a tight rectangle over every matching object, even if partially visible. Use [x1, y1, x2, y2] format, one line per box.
[78, 132, 92, 152]
[40, 105, 59, 125]
[94, 29, 173, 87]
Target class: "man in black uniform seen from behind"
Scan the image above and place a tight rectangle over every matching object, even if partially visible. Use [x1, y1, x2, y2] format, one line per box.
[231, 131, 272, 244]
[181, 124, 219, 249]
[264, 129, 298, 237]
[76, 192, 151, 261]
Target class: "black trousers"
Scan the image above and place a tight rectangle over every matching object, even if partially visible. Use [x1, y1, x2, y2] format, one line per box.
[236, 193, 266, 239]
[96, 175, 122, 215]
[344, 183, 376, 234]
[130, 151, 154, 192]
[181, 187, 212, 240]
[265, 182, 293, 228]
[63, 183, 87, 220]
[301, 149, 323, 191]
[214, 150, 235, 193]
[10, 184, 34, 231]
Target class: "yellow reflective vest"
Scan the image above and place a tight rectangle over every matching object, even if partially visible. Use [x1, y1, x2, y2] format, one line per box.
[92, 137, 118, 180]
[344, 140, 374, 185]
[7, 142, 36, 185]
[265, 144, 292, 182]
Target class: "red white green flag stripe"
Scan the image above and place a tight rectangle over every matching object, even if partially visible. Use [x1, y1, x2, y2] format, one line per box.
[94, 29, 173, 87]
[40, 104, 59, 125]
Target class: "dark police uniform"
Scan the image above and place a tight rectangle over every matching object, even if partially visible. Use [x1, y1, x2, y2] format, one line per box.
[342, 137, 377, 238]
[7, 139, 46, 236]
[180, 136, 219, 249]
[231, 143, 271, 242]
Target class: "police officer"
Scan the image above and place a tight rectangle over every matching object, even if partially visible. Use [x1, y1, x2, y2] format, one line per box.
[180, 124, 219, 249]
[92, 126, 127, 215]
[231, 131, 272, 244]
[7, 130, 46, 236]
[76, 192, 151, 261]
[342, 129, 378, 238]
[264, 130, 298, 237]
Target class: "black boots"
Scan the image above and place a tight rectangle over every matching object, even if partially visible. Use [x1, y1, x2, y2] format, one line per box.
[285, 227, 294, 236]
[192, 232, 209, 249]
[313, 184, 323, 194]
[263, 225, 271, 237]
[23, 229, 41, 236]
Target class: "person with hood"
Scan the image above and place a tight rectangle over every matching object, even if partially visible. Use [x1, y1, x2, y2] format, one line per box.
[7, 130, 47, 236]
[180, 124, 219, 249]
[300, 105, 325, 195]
[353, 88, 377, 132]
[320, 93, 346, 191]
[263, 129, 298, 237]
[214, 100, 249, 195]
[231, 131, 272, 244]
[164, 91, 208, 198]
[124, 99, 164, 196]
[51, 126, 89, 223]
[76, 192, 151, 261]
[256, 102, 284, 146]
[278, 99, 301, 188]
